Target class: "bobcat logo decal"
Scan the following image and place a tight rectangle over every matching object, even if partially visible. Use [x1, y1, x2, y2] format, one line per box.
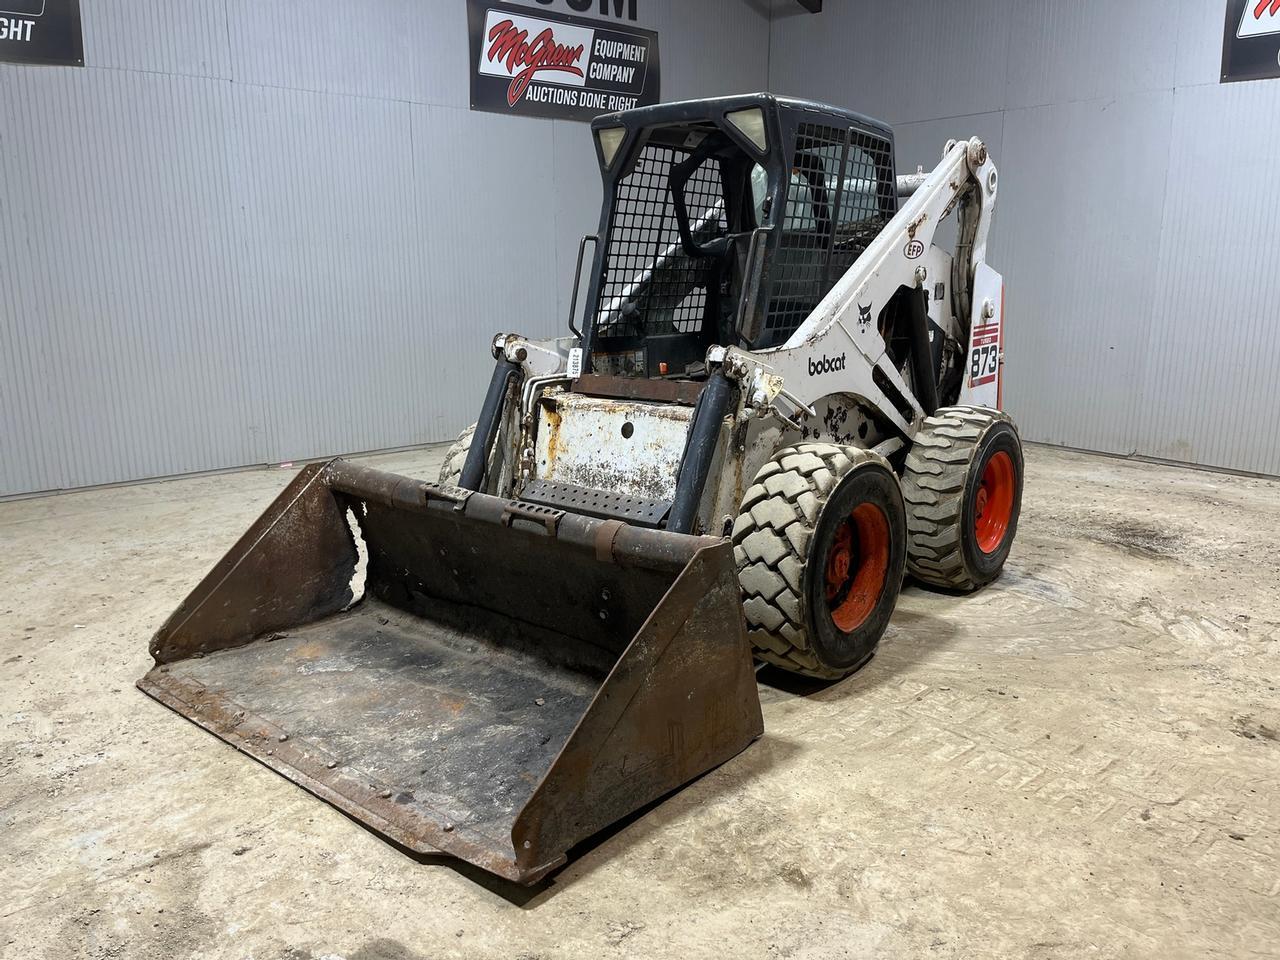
[857, 302, 873, 332]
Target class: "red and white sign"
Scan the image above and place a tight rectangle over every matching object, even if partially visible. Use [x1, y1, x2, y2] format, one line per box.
[1239, 0, 1280, 38]
[478, 9, 592, 107]
[468, 1, 659, 121]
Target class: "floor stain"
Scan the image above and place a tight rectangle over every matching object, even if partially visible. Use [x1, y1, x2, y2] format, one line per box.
[1233, 715, 1280, 743]
[1094, 519, 1183, 560]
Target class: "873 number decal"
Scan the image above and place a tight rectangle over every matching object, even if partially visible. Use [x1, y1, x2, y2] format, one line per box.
[970, 343, 999, 381]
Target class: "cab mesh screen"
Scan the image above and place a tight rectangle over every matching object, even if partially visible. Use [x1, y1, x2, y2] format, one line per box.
[596, 144, 727, 339]
[763, 123, 896, 345]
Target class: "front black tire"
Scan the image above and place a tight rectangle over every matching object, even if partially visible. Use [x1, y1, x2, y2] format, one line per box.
[733, 444, 907, 679]
[902, 406, 1024, 591]
[437, 423, 476, 486]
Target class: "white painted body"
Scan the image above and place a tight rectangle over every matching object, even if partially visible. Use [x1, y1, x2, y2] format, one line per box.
[720, 137, 1002, 440]
[490, 136, 1004, 533]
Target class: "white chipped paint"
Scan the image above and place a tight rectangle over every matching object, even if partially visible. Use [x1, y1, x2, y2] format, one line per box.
[533, 392, 693, 502]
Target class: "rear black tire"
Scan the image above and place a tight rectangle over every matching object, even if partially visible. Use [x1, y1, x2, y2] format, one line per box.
[732, 444, 907, 679]
[902, 406, 1024, 591]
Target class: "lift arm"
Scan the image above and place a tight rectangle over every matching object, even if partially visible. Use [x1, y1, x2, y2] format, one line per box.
[793, 136, 997, 348]
[721, 137, 1000, 434]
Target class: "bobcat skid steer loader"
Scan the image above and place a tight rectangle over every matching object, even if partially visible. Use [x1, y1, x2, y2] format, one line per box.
[138, 93, 1023, 886]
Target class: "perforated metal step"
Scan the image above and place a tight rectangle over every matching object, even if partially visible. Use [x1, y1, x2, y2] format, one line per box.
[519, 479, 671, 528]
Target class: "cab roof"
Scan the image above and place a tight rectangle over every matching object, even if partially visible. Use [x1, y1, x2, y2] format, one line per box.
[591, 91, 893, 144]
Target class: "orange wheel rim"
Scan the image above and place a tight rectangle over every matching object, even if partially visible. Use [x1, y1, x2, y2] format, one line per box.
[974, 450, 1015, 554]
[824, 503, 891, 633]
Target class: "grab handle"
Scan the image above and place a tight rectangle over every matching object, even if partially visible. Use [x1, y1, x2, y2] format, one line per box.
[568, 234, 599, 339]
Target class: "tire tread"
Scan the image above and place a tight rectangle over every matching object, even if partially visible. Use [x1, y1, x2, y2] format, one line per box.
[901, 405, 1013, 590]
[733, 443, 893, 680]
[437, 423, 476, 486]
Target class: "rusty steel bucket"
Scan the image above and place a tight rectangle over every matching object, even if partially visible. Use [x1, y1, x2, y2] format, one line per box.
[137, 460, 762, 885]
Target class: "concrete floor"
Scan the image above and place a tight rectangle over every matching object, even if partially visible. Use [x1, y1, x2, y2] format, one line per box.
[2, 443, 1278, 959]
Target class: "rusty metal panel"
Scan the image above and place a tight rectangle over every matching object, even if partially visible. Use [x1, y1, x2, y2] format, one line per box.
[138, 460, 761, 884]
[573, 373, 704, 406]
[520, 479, 671, 528]
[534, 392, 694, 502]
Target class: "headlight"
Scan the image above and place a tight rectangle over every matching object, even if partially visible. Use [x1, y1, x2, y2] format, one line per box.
[725, 107, 767, 153]
[596, 126, 626, 168]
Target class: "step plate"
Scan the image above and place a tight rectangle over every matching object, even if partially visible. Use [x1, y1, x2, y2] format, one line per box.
[520, 479, 671, 528]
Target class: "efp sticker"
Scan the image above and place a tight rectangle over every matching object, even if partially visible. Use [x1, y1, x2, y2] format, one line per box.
[566, 347, 583, 379]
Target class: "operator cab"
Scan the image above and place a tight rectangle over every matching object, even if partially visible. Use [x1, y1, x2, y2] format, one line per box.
[580, 93, 898, 382]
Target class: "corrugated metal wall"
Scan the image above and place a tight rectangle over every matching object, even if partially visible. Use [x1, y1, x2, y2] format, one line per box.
[0, 0, 771, 496]
[9, 1, 1274, 493]
[769, 0, 1280, 476]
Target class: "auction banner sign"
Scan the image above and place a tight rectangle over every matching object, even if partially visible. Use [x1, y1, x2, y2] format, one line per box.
[1223, 0, 1280, 82]
[0, 0, 83, 66]
[468, 0, 660, 121]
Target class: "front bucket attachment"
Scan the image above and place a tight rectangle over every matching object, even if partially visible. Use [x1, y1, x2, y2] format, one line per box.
[137, 460, 762, 884]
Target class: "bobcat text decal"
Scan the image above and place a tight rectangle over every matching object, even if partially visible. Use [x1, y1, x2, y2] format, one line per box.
[486, 19, 586, 107]
[808, 353, 847, 377]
